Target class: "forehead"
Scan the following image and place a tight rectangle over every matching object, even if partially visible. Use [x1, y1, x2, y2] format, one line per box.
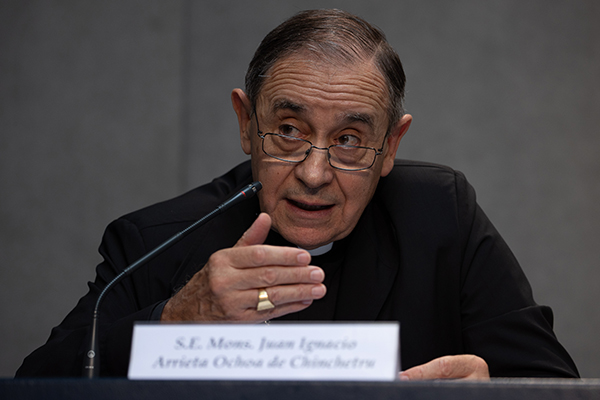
[257, 54, 389, 124]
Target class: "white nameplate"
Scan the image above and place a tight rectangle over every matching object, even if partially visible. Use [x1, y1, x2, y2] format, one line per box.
[128, 322, 399, 381]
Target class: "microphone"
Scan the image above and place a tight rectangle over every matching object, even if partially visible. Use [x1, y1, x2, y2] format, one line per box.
[83, 181, 262, 377]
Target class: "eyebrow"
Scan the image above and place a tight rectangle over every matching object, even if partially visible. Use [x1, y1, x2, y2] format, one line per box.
[342, 111, 375, 130]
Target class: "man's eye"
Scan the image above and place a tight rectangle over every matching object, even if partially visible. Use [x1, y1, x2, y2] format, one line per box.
[337, 134, 360, 146]
[279, 125, 301, 137]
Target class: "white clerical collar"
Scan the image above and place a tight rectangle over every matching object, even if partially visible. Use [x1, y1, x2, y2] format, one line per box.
[303, 242, 334, 257]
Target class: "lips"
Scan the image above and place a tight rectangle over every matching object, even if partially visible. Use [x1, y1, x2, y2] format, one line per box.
[287, 199, 334, 211]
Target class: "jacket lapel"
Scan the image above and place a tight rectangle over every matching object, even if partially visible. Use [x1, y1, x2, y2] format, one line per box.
[334, 197, 400, 320]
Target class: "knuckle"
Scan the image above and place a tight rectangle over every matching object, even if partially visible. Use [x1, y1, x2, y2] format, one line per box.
[438, 357, 453, 378]
[259, 267, 278, 286]
[208, 274, 228, 295]
[208, 251, 227, 267]
[295, 268, 309, 282]
[250, 246, 266, 265]
[301, 285, 315, 299]
[237, 230, 249, 243]
[295, 285, 313, 301]
[267, 289, 281, 304]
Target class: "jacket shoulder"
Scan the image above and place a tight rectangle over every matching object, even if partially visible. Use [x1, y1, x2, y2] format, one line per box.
[386, 159, 465, 182]
[114, 161, 253, 232]
[376, 159, 474, 243]
[379, 159, 470, 201]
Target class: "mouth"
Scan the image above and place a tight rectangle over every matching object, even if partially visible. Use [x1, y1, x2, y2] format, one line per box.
[287, 199, 334, 212]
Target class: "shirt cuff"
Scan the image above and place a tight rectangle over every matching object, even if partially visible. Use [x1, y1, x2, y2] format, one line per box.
[149, 299, 169, 321]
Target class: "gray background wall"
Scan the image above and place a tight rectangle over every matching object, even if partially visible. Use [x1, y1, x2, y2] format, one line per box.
[1, 0, 598, 377]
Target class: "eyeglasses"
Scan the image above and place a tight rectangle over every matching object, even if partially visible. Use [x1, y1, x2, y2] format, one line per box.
[253, 111, 385, 171]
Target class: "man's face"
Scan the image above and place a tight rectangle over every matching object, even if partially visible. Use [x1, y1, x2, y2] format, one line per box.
[233, 55, 410, 249]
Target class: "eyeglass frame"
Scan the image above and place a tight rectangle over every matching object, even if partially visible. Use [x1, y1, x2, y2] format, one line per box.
[252, 109, 386, 171]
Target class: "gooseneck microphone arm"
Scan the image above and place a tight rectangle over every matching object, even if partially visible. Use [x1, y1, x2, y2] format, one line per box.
[83, 181, 262, 378]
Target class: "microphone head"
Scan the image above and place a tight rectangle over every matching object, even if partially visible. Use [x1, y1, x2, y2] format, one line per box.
[249, 181, 262, 195]
[241, 181, 262, 199]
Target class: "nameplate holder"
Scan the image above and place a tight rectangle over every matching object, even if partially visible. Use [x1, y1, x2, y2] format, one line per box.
[128, 322, 399, 381]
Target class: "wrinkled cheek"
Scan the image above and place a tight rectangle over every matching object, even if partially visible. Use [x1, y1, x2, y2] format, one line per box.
[255, 177, 279, 216]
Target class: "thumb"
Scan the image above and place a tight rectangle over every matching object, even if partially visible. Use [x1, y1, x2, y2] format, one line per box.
[235, 212, 272, 247]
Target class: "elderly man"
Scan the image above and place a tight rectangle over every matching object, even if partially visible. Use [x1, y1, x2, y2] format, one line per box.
[17, 9, 578, 379]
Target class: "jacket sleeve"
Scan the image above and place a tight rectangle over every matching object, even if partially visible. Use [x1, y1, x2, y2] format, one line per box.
[15, 218, 166, 377]
[15, 162, 253, 377]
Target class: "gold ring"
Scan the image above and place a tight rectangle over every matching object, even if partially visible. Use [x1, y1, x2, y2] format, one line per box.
[257, 289, 275, 311]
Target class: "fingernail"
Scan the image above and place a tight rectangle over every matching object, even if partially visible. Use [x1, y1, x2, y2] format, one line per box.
[310, 268, 324, 282]
[311, 285, 326, 297]
[399, 373, 410, 381]
[297, 252, 310, 264]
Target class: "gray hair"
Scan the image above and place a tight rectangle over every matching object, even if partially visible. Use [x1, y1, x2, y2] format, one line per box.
[245, 9, 406, 133]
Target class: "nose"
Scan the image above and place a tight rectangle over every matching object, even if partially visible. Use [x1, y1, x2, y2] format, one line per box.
[293, 146, 334, 189]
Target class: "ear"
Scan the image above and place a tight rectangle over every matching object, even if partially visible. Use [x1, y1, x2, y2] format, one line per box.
[380, 114, 412, 177]
[231, 88, 253, 155]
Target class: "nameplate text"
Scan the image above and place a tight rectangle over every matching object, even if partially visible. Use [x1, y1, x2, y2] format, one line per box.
[128, 323, 399, 381]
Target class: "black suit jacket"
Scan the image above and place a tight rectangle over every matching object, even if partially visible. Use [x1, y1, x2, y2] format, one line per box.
[16, 160, 579, 377]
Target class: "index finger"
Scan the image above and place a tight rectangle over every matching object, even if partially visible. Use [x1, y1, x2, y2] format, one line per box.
[400, 355, 489, 380]
[218, 244, 311, 270]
